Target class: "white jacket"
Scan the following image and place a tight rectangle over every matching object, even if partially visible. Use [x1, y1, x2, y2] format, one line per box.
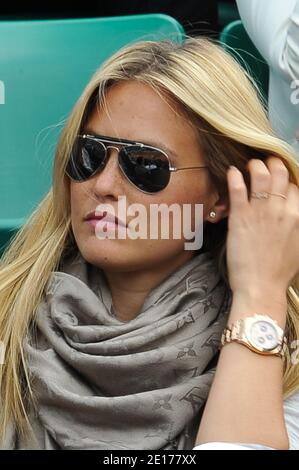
[236, 0, 299, 157]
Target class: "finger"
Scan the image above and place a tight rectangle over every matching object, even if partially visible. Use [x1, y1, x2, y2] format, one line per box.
[227, 166, 248, 213]
[265, 157, 289, 203]
[247, 159, 271, 204]
[286, 182, 299, 210]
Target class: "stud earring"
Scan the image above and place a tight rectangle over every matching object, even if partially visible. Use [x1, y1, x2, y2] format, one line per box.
[209, 211, 216, 219]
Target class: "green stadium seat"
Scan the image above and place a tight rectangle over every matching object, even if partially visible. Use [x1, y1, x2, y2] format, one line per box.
[218, 0, 240, 28]
[0, 14, 184, 255]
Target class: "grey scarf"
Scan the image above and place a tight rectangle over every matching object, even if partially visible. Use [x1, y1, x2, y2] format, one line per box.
[9, 250, 232, 450]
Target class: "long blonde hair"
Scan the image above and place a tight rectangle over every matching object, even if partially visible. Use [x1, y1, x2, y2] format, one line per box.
[1, 37, 298, 440]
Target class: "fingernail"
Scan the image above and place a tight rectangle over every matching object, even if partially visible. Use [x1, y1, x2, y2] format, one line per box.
[229, 165, 239, 172]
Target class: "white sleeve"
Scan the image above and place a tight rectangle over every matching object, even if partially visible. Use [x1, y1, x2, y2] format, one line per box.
[236, 0, 299, 82]
[192, 442, 256, 450]
[192, 390, 299, 450]
[284, 389, 299, 449]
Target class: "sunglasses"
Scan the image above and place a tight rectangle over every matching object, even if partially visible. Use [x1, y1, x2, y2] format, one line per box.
[66, 133, 208, 194]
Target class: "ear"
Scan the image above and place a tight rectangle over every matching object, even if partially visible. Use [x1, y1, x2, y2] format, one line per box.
[207, 192, 229, 223]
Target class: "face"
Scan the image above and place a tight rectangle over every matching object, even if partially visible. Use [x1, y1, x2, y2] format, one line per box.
[69, 81, 224, 272]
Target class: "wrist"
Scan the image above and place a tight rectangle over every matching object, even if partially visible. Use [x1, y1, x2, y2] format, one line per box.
[229, 289, 287, 329]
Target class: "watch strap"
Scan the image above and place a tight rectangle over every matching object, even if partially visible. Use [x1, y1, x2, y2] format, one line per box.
[220, 316, 288, 358]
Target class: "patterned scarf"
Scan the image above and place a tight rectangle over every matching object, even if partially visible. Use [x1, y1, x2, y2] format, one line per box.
[10, 249, 231, 450]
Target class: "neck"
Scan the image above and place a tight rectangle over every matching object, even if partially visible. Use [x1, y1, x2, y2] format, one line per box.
[103, 251, 195, 322]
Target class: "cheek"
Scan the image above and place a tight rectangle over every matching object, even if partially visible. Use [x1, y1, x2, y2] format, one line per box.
[143, 193, 202, 256]
[153, 178, 212, 231]
[70, 182, 88, 212]
[70, 183, 90, 232]
[155, 177, 209, 207]
[70, 186, 79, 221]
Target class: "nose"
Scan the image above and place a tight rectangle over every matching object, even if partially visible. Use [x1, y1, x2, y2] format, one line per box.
[91, 146, 126, 199]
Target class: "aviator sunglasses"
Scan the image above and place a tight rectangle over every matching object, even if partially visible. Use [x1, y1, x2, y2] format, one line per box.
[66, 133, 208, 194]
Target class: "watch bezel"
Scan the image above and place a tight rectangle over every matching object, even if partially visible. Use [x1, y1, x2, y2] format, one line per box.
[239, 314, 284, 355]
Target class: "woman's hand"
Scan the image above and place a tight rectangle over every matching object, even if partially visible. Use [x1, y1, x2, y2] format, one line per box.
[226, 157, 299, 302]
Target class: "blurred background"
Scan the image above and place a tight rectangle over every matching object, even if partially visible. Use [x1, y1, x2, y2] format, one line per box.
[0, 0, 240, 36]
[2, 0, 298, 255]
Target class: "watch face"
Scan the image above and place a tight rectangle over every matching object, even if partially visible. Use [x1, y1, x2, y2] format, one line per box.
[249, 320, 279, 351]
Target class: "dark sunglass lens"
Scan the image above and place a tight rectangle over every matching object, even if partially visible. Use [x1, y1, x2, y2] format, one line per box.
[119, 146, 170, 192]
[66, 137, 106, 181]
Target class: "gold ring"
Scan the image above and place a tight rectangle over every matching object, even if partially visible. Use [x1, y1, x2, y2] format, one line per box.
[250, 191, 269, 199]
[269, 193, 287, 200]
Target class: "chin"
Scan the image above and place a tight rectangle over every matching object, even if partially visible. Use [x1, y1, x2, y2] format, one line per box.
[76, 238, 138, 272]
[75, 232, 187, 272]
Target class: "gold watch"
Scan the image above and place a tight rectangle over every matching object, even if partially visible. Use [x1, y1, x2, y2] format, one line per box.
[221, 314, 288, 358]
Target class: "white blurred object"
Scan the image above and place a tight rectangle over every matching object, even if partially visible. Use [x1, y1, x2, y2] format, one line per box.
[236, 0, 299, 160]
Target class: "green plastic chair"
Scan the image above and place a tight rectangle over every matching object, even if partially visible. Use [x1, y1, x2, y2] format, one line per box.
[220, 19, 269, 99]
[218, 0, 240, 28]
[0, 14, 184, 255]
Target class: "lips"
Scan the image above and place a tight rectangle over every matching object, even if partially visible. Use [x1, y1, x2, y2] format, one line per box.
[84, 210, 127, 228]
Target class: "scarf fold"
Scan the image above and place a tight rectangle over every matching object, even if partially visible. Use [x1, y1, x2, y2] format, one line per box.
[21, 250, 231, 450]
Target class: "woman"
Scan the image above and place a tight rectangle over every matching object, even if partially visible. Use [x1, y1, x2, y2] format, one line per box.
[0, 37, 298, 450]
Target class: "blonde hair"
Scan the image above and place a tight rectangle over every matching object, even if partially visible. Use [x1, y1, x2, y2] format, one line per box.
[0, 37, 298, 441]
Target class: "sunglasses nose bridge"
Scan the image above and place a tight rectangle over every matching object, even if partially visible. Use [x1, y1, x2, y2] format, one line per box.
[105, 144, 121, 154]
[97, 144, 126, 187]
[102, 144, 121, 166]
[104, 144, 123, 165]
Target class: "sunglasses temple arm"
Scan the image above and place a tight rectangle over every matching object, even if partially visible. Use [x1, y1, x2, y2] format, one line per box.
[171, 166, 208, 172]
